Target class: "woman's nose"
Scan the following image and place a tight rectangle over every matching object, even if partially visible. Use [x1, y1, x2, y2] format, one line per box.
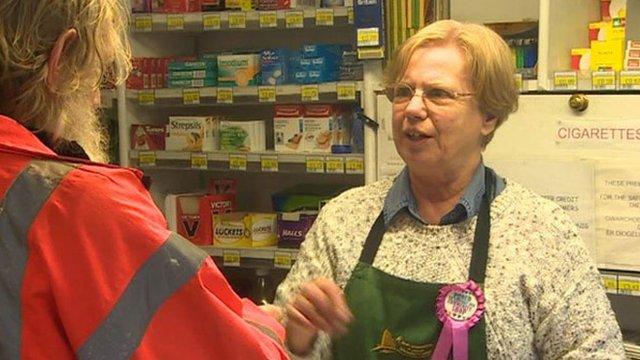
[403, 92, 427, 122]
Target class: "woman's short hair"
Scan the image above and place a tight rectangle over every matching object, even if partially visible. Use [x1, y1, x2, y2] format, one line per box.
[0, 0, 131, 139]
[385, 19, 519, 146]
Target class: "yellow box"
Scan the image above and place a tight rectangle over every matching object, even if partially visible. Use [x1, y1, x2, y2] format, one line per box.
[589, 21, 625, 42]
[213, 212, 251, 247]
[590, 39, 625, 71]
[248, 213, 278, 247]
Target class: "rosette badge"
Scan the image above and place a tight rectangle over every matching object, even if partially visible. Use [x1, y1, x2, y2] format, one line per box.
[432, 280, 485, 360]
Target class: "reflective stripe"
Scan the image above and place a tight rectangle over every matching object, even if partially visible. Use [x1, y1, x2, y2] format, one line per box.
[77, 232, 207, 360]
[0, 160, 76, 359]
[245, 319, 285, 347]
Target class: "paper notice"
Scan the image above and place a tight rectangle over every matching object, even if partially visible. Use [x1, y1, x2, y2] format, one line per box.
[486, 158, 596, 259]
[596, 164, 640, 270]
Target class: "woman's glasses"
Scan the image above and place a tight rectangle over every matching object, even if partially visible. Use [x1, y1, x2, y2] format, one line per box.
[385, 82, 474, 107]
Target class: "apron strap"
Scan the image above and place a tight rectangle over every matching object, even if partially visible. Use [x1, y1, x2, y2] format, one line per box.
[359, 212, 386, 265]
[467, 168, 496, 284]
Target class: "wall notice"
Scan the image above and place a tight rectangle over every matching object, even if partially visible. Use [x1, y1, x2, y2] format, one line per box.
[555, 119, 640, 150]
[596, 165, 640, 270]
[486, 158, 596, 259]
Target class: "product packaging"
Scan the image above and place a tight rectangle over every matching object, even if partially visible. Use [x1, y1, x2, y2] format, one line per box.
[274, 105, 304, 152]
[219, 120, 266, 152]
[166, 116, 220, 152]
[130, 125, 167, 150]
[303, 104, 334, 153]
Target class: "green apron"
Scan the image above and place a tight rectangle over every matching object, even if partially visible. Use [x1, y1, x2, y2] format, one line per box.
[332, 169, 495, 360]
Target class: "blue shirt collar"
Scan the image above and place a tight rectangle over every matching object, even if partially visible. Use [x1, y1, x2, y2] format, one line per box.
[383, 162, 487, 226]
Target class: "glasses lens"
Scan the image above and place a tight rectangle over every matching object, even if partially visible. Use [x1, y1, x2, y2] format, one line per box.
[393, 84, 414, 103]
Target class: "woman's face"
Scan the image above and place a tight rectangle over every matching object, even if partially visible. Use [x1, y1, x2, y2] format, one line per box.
[391, 43, 496, 178]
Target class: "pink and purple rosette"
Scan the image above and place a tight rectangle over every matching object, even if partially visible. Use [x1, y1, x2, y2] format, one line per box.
[432, 280, 485, 360]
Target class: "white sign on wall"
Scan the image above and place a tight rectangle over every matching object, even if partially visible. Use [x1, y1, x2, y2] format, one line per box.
[595, 164, 640, 270]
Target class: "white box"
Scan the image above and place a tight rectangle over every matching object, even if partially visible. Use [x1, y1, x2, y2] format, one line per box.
[303, 105, 334, 153]
[274, 105, 304, 152]
[166, 116, 219, 152]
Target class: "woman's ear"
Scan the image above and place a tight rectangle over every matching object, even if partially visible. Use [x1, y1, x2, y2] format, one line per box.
[480, 115, 498, 136]
[47, 28, 78, 89]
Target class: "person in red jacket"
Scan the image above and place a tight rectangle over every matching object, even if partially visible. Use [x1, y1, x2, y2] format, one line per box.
[0, 1, 289, 359]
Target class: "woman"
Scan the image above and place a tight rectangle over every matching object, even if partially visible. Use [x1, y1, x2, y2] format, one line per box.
[274, 20, 625, 359]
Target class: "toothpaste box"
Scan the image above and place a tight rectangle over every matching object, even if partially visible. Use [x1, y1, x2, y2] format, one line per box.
[130, 124, 166, 150]
[168, 60, 216, 71]
[168, 78, 217, 88]
[274, 105, 304, 152]
[169, 69, 218, 80]
[217, 54, 261, 86]
[166, 116, 220, 152]
[303, 105, 334, 153]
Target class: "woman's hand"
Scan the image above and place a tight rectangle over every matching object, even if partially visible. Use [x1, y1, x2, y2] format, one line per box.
[285, 278, 353, 356]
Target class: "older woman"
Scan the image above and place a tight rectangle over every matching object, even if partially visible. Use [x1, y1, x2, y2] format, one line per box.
[274, 20, 625, 359]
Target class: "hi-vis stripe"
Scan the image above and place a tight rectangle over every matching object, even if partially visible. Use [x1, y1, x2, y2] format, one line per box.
[0, 160, 77, 360]
[77, 232, 208, 359]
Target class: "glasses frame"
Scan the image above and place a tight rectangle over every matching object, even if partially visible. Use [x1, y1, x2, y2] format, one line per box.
[385, 82, 475, 105]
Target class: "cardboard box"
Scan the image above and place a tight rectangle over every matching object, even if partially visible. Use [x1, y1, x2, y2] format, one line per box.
[303, 105, 334, 153]
[589, 20, 626, 42]
[213, 212, 252, 247]
[591, 39, 625, 71]
[277, 212, 317, 248]
[166, 116, 220, 152]
[248, 213, 278, 247]
[274, 105, 304, 152]
[217, 54, 261, 86]
[130, 124, 166, 150]
[219, 120, 266, 152]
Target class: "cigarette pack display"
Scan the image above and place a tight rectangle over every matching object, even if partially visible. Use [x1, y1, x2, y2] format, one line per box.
[166, 116, 220, 152]
[130, 124, 166, 150]
[274, 105, 304, 153]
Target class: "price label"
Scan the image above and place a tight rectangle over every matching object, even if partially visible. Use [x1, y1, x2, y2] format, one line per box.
[167, 15, 184, 31]
[190, 153, 208, 170]
[183, 88, 201, 105]
[514, 73, 524, 92]
[357, 27, 380, 47]
[222, 250, 241, 267]
[259, 11, 277, 28]
[217, 87, 234, 104]
[229, 12, 247, 29]
[618, 276, 640, 296]
[285, 11, 304, 28]
[619, 70, 640, 90]
[553, 71, 577, 90]
[134, 16, 153, 32]
[347, 6, 354, 24]
[229, 154, 247, 171]
[337, 82, 356, 100]
[306, 156, 325, 173]
[138, 90, 155, 105]
[345, 157, 364, 174]
[203, 13, 221, 30]
[274, 251, 292, 269]
[138, 151, 156, 167]
[261, 155, 278, 172]
[258, 86, 276, 103]
[601, 274, 618, 294]
[315, 8, 334, 26]
[301, 84, 319, 102]
[325, 157, 344, 174]
[591, 70, 616, 90]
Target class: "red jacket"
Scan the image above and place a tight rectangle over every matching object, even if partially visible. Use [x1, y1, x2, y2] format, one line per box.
[0, 115, 289, 360]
